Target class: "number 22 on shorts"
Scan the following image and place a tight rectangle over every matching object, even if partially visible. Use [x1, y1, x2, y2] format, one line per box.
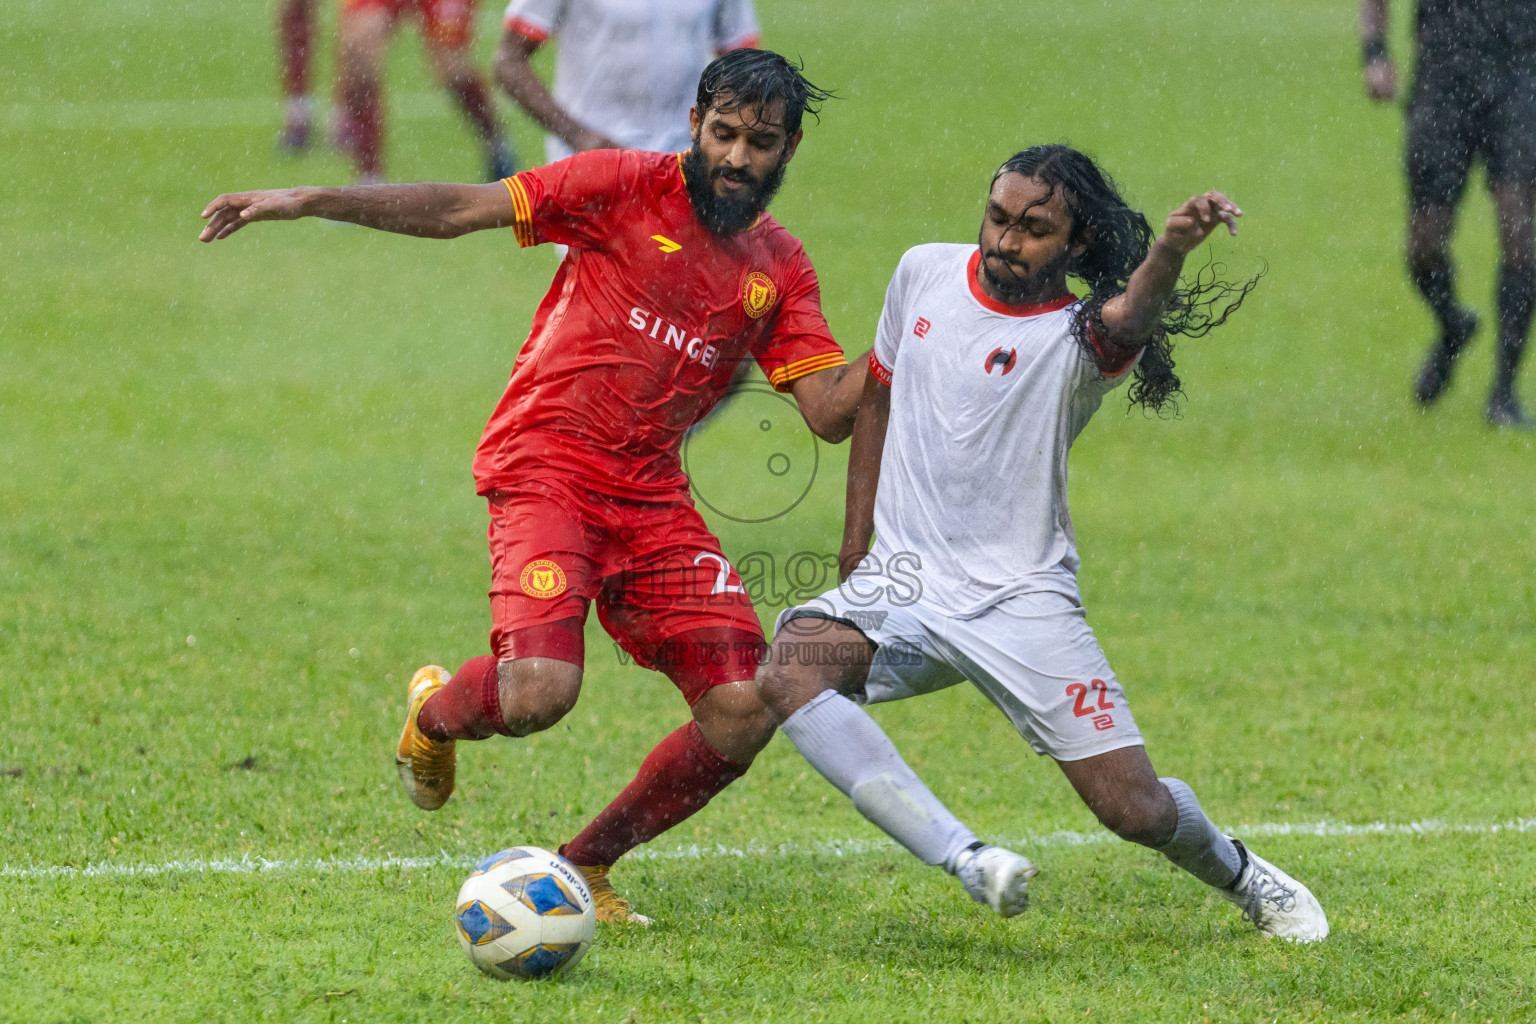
[1066, 679, 1117, 732]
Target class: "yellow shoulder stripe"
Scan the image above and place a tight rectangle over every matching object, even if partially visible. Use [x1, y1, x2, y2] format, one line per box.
[767, 352, 849, 390]
[503, 176, 537, 248]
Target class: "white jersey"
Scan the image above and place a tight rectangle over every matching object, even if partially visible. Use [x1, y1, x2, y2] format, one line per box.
[865, 243, 1140, 618]
[504, 0, 760, 163]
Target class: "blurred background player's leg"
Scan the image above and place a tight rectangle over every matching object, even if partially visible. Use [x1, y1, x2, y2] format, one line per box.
[1490, 184, 1535, 426]
[1408, 203, 1477, 404]
[1406, 73, 1480, 407]
[420, 0, 516, 181]
[276, 0, 317, 152]
[336, 0, 394, 183]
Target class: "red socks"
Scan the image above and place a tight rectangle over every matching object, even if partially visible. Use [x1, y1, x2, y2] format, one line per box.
[561, 720, 748, 867]
[419, 628, 756, 865]
[446, 75, 501, 143]
[278, 0, 312, 97]
[417, 655, 507, 741]
[340, 74, 383, 177]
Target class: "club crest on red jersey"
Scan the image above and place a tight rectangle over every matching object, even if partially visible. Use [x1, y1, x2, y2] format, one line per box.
[519, 559, 568, 599]
[742, 272, 777, 319]
[984, 347, 1017, 375]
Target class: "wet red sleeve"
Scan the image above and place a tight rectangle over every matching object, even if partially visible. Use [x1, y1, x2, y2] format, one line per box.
[1087, 321, 1142, 378]
[501, 149, 626, 250]
[753, 251, 846, 392]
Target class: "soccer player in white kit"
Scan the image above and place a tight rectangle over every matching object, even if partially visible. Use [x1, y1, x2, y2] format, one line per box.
[495, 0, 761, 162]
[754, 145, 1330, 943]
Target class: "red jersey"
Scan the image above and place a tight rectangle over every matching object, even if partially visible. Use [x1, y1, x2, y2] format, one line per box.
[474, 149, 846, 501]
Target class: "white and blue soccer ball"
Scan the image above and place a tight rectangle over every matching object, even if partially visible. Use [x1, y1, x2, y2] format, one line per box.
[454, 846, 596, 980]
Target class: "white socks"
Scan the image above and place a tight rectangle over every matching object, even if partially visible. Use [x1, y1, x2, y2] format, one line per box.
[1157, 777, 1242, 888]
[780, 690, 979, 871]
[780, 691, 1242, 892]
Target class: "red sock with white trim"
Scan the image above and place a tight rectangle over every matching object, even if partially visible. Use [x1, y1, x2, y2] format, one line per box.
[417, 655, 506, 740]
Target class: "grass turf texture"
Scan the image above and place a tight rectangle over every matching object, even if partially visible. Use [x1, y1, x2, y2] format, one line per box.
[2, 0, 1534, 1019]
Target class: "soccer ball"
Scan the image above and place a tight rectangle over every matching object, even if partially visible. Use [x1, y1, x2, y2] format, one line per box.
[454, 846, 596, 980]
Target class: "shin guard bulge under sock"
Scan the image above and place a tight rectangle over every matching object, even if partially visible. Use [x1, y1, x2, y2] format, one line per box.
[1496, 263, 1536, 391]
[561, 720, 747, 867]
[780, 690, 979, 871]
[1157, 778, 1242, 888]
[417, 655, 507, 741]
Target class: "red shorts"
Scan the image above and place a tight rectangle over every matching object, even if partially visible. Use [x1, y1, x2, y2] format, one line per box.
[485, 480, 764, 703]
[343, 0, 475, 47]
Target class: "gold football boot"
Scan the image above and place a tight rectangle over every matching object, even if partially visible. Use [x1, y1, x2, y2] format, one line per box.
[395, 665, 456, 810]
[559, 847, 651, 925]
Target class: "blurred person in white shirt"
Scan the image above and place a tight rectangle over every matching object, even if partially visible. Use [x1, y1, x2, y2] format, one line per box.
[495, 0, 761, 163]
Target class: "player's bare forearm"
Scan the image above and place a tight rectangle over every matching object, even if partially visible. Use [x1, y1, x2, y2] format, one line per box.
[1100, 191, 1242, 348]
[1099, 240, 1186, 346]
[789, 355, 868, 444]
[838, 372, 889, 581]
[494, 32, 619, 152]
[198, 182, 516, 242]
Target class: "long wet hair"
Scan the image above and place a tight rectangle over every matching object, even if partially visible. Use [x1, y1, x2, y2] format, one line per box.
[994, 145, 1261, 413]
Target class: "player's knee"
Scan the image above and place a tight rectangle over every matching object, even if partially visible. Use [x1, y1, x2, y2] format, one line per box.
[496, 658, 581, 736]
[1094, 785, 1177, 848]
[752, 653, 811, 723]
[692, 679, 777, 759]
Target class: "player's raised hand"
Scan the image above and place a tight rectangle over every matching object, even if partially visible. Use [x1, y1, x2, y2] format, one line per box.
[1160, 191, 1242, 254]
[199, 189, 309, 242]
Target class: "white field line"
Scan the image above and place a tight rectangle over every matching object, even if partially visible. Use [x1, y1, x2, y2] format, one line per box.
[4, 818, 1533, 882]
[1, 94, 454, 133]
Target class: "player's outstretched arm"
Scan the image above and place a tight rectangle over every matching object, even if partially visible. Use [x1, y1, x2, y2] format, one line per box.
[1099, 191, 1242, 349]
[788, 355, 869, 444]
[198, 182, 518, 242]
[837, 369, 890, 581]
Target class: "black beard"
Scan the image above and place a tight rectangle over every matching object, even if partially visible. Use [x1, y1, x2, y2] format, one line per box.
[978, 235, 1070, 304]
[682, 143, 787, 235]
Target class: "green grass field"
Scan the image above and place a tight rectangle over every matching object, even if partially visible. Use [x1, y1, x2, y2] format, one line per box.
[4, 0, 1534, 1020]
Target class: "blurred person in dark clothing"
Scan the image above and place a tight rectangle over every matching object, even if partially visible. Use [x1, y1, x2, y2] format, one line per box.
[1363, 0, 1536, 427]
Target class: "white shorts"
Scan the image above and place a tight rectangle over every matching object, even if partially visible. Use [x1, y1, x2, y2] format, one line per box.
[774, 577, 1145, 762]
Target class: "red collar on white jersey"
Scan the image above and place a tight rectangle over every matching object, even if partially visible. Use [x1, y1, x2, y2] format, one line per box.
[966, 250, 1077, 317]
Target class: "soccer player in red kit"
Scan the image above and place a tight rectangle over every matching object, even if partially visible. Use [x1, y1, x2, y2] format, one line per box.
[200, 50, 863, 923]
[335, 0, 515, 182]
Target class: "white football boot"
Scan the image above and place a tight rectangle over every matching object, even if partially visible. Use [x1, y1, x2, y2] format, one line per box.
[955, 845, 1038, 918]
[1219, 839, 1329, 942]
